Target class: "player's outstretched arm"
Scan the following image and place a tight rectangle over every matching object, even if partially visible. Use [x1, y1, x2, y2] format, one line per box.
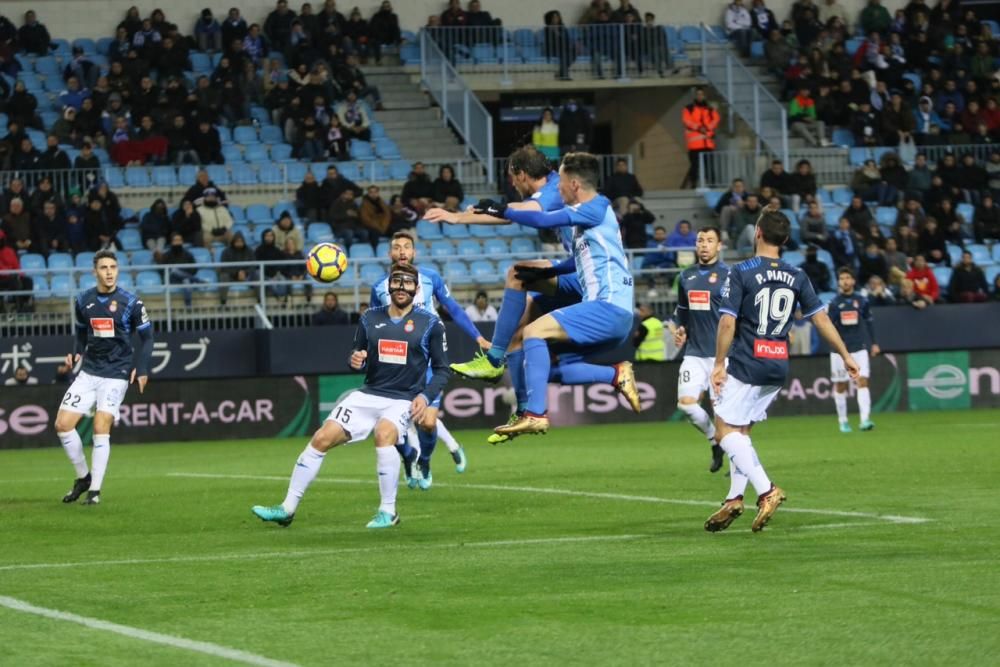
[433, 276, 483, 344]
[711, 314, 736, 394]
[505, 207, 576, 229]
[811, 310, 860, 378]
[423, 208, 508, 225]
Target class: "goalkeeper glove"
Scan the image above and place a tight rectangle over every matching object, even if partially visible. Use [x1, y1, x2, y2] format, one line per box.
[473, 199, 508, 218]
[513, 264, 559, 283]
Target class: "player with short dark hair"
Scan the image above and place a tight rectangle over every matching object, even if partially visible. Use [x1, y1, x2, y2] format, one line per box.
[369, 230, 480, 488]
[56, 250, 154, 506]
[706, 208, 858, 533]
[669, 225, 729, 472]
[252, 262, 451, 529]
[828, 266, 880, 432]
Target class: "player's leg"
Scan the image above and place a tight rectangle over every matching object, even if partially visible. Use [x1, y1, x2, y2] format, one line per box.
[487, 296, 545, 445]
[435, 419, 467, 473]
[854, 351, 874, 430]
[415, 406, 439, 490]
[80, 376, 128, 505]
[677, 357, 720, 470]
[548, 350, 641, 413]
[830, 352, 851, 432]
[704, 419, 749, 532]
[396, 424, 421, 489]
[252, 395, 361, 526]
[54, 406, 90, 503]
[367, 404, 412, 529]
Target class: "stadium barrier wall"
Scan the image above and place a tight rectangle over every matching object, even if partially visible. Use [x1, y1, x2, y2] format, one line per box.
[3, 349, 1000, 449]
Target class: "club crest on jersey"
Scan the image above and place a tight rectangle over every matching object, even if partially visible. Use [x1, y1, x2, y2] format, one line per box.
[709, 273, 718, 283]
[404, 319, 414, 333]
[109, 300, 118, 313]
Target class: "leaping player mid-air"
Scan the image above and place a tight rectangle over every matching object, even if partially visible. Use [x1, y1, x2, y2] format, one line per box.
[706, 207, 858, 533]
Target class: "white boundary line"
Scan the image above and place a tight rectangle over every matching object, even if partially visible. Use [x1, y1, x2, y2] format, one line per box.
[168, 472, 932, 525]
[0, 534, 647, 573]
[0, 595, 300, 667]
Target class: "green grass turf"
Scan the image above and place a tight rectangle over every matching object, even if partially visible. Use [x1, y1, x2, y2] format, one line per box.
[1, 410, 999, 666]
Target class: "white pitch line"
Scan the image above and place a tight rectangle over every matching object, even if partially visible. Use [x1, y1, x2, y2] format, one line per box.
[0, 534, 648, 573]
[0, 595, 300, 667]
[168, 472, 932, 525]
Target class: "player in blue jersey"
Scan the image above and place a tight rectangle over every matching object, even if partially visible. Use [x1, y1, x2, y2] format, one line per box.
[827, 266, 880, 433]
[253, 263, 451, 529]
[706, 208, 858, 533]
[56, 250, 154, 506]
[370, 231, 482, 488]
[669, 225, 729, 472]
[459, 153, 638, 436]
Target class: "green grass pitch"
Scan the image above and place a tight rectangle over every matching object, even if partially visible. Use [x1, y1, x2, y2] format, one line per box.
[2, 410, 999, 665]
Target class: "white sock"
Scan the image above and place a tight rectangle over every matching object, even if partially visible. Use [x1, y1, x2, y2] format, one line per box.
[376, 446, 400, 516]
[436, 420, 461, 454]
[726, 458, 749, 500]
[719, 432, 772, 497]
[833, 390, 849, 424]
[678, 402, 715, 440]
[90, 434, 111, 491]
[59, 430, 89, 478]
[282, 444, 326, 514]
[857, 387, 871, 423]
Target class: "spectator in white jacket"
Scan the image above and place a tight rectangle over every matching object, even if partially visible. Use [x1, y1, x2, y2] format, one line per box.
[724, 0, 753, 56]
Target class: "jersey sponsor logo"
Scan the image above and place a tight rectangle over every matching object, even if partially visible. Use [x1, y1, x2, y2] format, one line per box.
[688, 290, 711, 311]
[753, 339, 788, 359]
[90, 318, 115, 338]
[840, 310, 859, 326]
[404, 319, 414, 333]
[378, 339, 408, 364]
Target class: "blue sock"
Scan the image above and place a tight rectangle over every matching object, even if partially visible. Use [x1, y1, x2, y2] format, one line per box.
[507, 349, 528, 412]
[417, 427, 438, 474]
[553, 361, 616, 385]
[523, 338, 551, 415]
[486, 288, 526, 366]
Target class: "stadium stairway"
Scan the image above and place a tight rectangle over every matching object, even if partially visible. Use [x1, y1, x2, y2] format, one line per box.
[364, 68, 470, 165]
[641, 190, 715, 228]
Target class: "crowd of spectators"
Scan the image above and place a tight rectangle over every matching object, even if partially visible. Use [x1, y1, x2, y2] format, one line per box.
[0, 2, 402, 168]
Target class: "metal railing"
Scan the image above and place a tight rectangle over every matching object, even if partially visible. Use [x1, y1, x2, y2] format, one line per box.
[423, 24, 672, 82]
[419, 32, 495, 184]
[700, 24, 788, 171]
[1, 247, 693, 333]
[696, 143, 1000, 190]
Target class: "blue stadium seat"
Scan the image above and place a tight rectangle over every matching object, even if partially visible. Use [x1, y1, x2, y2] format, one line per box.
[338, 162, 362, 181]
[307, 224, 334, 243]
[178, 165, 199, 184]
[152, 166, 178, 187]
[118, 228, 142, 251]
[260, 125, 284, 144]
[72, 38, 97, 54]
[416, 220, 443, 240]
[206, 165, 230, 185]
[360, 263, 386, 284]
[116, 253, 131, 268]
[47, 253, 73, 270]
[20, 253, 46, 272]
[442, 223, 470, 239]
[116, 272, 135, 290]
[498, 223, 522, 237]
[136, 270, 163, 293]
[483, 238, 508, 255]
[270, 143, 293, 161]
[832, 188, 853, 206]
[845, 38, 863, 55]
[933, 266, 952, 290]
[782, 250, 805, 266]
[233, 126, 259, 144]
[229, 204, 246, 222]
[273, 202, 296, 218]
[511, 238, 536, 254]
[832, 128, 854, 148]
[350, 140, 375, 160]
[258, 163, 283, 184]
[824, 207, 845, 228]
[849, 147, 868, 166]
[968, 244, 993, 266]
[469, 224, 495, 239]
[244, 143, 268, 161]
[285, 162, 308, 183]
[33, 56, 60, 77]
[190, 247, 212, 264]
[369, 162, 390, 181]
[875, 207, 896, 226]
[216, 126, 232, 144]
[375, 241, 389, 256]
[749, 41, 764, 59]
[389, 161, 412, 181]
[74, 252, 95, 268]
[80, 274, 98, 291]
[470, 260, 495, 280]
[194, 269, 219, 292]
[512, 28, 536, 47]
[32, 276, 50, 296]
[400, 44, 421, 64]
[957, 203, 975, 223]
[50, 274, 75, 298]
[190, 52, 211, 73]
[247, 204, 272, 224]
[96, 37, 114, 55]
[430, 240, 454, 258]
[373, 139, 401, 159]
[986, 265, 1000, 287]
[369, 122, 386, 139]
[39, 110, 59, 129]
[444, 261, 471, 284]
[349, 244, 375, 259]
[472, 43, 498, 64]
[993, 245, 1000, 262]
[702, 191, 723, 209]
[816, 249, 834, 271]
[946, 244, 963, 266]
[457, 239, 482, 256]
[250, 106, 271, 126]
[818, 291, 837, 304]
[232, 163, 258, 185]
[222, 145, 243, 162]
[679, 26, 702, 44]
[131, 250, 154, 267]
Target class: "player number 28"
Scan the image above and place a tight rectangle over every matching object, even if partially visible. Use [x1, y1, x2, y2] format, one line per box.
[753, 287, 795, 335]
[331, 406, 353, 424]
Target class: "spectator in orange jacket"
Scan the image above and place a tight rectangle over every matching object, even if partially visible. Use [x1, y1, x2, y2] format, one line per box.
[681, 87, 720, 188]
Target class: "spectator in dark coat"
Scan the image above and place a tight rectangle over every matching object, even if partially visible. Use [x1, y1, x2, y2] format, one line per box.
[313, 292, 350, 325]
[948, 250, 989, 302]
[18, 11, 51, 56]
[401, 162, 435, 213]
[604, 158, 644, 215]
[296, 171, 323, 220]
[37, 201, 69, 255]
[369, 1, 401, 63]
[800, 244, 832, 293]
[858, 241, 889, 285]
[1, 198, 36, 253]
[830, 217, 859, 270]
[844, 196, 875, 239]
[221, 8, 249, 48]
[973, 194, 1000, 242]
[158, 232, 202, 307]
[191, 120, 223, 165]
[184, 170, 228, 206]
[264, 0, 297, 51]
[141, 198, 171, 254]
[171, 199, 203, 246]
[917, 217, 949, 265]
[799, 201, 828, 247]
[194, 9, 223, 53]
[620, 200, 655, 249]
[433, 165, 464, 211]
[558, 99, 592, 154]
[319, 165, 359, 216]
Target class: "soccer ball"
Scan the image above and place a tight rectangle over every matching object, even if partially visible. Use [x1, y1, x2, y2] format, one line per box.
[306, 242, 349, 282]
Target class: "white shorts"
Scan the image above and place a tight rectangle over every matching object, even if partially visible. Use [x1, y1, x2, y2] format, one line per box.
[678, 356, 720, 400]
[713, 375, 782, 427]
[59, 371, 129, 423]
[830, 350, 870, 382]
[324, 391, 412, 445]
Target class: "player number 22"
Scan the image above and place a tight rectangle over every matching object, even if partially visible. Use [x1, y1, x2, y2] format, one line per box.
[754, 287, 795, 335]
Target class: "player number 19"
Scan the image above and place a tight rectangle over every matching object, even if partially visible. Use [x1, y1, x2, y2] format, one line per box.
[754, 287, 794, 335]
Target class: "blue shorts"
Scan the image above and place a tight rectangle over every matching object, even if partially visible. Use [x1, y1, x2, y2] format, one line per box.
[550, 301, 634, 353]
[530, 274, 583, 315]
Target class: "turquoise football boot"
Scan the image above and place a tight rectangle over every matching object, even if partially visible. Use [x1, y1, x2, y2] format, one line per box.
[859, 419, 875, 431]
[252, 504, 294, 527]
[366, 510, 400, 529]
[452, 446, 467, 473]
[839, 422, 853, 434]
